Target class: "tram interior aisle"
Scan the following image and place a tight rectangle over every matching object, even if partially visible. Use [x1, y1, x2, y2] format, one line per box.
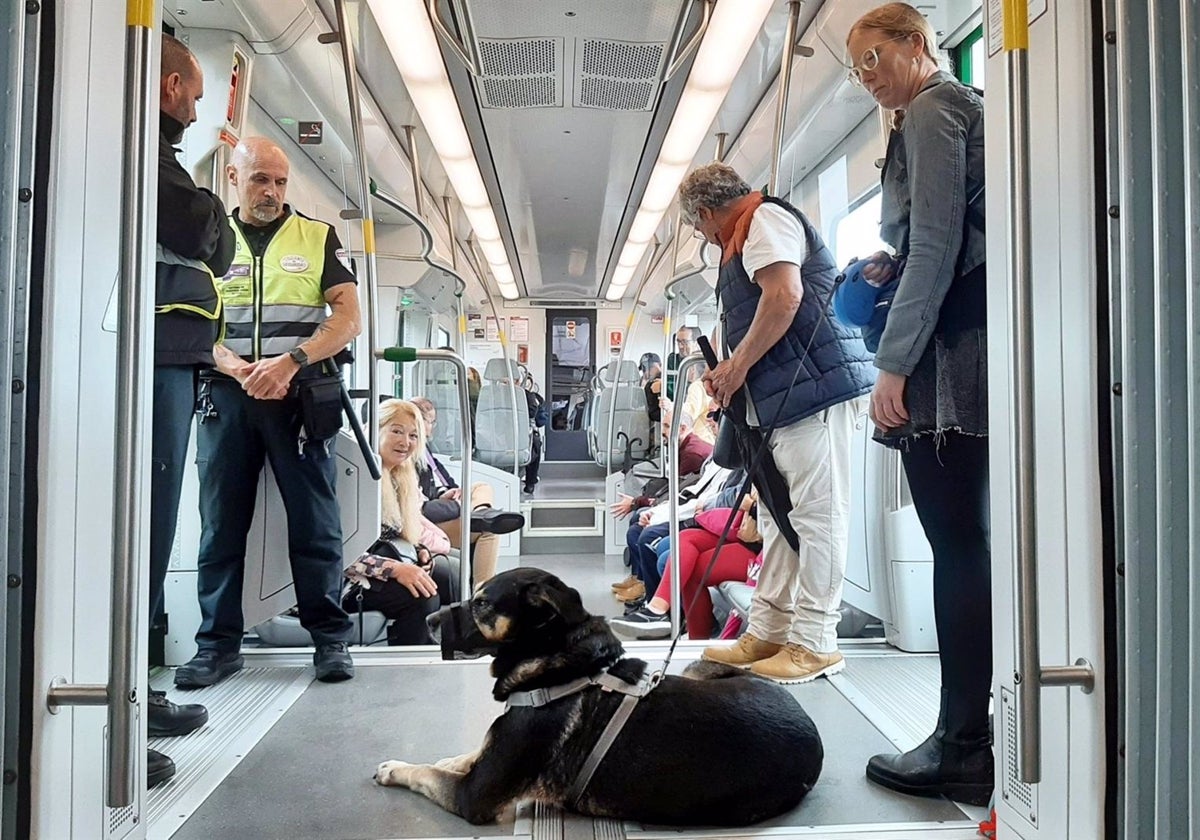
[147, 550, 982, 840]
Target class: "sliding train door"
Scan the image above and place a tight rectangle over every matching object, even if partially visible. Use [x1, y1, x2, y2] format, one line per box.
[987, 1, 1107, 837]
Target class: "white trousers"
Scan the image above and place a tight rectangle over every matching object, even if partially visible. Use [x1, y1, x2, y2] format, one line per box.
[747, 395, 867, 653]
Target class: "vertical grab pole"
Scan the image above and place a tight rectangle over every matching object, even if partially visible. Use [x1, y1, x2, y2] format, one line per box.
[1003, 0, 1042, 784]
[111, 0, 156, 807]
[331, 0, 381, 452]
[379, 347, 473, 598]
[667, 355, 707, 636]
[768, 0, 802, 196]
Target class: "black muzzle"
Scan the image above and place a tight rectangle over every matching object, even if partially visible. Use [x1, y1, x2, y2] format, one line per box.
[427, 601, 498, 661]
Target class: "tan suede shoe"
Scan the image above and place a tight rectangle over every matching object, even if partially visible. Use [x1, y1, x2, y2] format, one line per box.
[701, 633, 782, 668]
[614, 581, 646, 602]
[750, 643, 845, 684]
[610, 575, 639, 593]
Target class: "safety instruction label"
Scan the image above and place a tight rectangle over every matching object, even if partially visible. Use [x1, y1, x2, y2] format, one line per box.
[986, 0, 1049, 57]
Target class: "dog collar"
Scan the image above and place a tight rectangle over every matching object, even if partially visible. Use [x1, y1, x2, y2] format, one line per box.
[504, 667, 653, 709]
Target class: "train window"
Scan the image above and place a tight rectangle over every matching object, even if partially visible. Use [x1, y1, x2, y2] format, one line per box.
[831, 190, 890, 267]
[955, 26, 986, 89]
[436, 325, 451, 349]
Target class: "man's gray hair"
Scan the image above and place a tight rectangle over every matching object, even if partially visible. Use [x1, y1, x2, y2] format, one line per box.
[678, 162, 752, 226]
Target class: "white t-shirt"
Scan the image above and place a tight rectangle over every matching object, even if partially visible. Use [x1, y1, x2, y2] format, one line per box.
[741, 202, 809, 279]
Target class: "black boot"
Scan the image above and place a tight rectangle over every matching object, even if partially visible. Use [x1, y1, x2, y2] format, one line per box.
[147, 689, 209, 737]
[147, 749, 176, 788]
[865, 689, 994, 806]
[469, 507, 525, 535]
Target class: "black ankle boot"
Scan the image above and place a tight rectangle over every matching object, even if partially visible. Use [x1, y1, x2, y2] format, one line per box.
[866, 731, 994, 805]
[865, 687, 994, 806]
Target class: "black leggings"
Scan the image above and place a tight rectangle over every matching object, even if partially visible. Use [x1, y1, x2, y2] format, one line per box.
[901, 432, 992, 742]
[341, 561, 454, 645]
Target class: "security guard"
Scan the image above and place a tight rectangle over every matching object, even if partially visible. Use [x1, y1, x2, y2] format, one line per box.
[175, 137, 361, 688]
[148, 33, 229, 789]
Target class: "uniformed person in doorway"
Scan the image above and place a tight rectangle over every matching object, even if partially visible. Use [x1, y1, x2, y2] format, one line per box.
[147, 32, 231, 789]
[174, 137, 361, 689]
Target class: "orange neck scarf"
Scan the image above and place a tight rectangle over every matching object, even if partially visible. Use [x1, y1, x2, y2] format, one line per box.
[717, 191, 765, 266]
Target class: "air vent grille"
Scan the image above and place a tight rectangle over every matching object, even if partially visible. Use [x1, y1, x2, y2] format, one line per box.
[574, 39, 666, 111]
[581, 40, 664, 79]
[477, 38, 562, 109]
[1000, 688, 1038, 825]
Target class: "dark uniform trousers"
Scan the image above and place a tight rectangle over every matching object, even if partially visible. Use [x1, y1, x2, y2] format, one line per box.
[194, 376, 351, 653]
[149, 365, 199, 628]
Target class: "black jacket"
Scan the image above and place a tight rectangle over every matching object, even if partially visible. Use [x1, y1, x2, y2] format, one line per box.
[419, 453, 461, 523]
[155, 113, 235, 366]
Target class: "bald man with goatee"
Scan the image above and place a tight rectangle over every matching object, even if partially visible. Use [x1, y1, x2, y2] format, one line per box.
[175, 136, 362, 690]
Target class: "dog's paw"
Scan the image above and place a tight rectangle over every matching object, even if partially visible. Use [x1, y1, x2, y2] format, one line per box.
[374, 760, 412, 787]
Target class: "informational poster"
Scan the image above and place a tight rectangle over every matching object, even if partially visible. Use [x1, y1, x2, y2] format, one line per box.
[986, 0, 1049, 57]
[516, 344, 529, 364]
[467, 313, 484, 339]
[650, 314, 665, 325]
[485, 316, 503, 342]
[509, 316, 529, 342]
[608, 327, 624, 351]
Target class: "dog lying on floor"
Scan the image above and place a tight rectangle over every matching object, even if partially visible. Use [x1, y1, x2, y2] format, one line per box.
[374, 567, 823, 826]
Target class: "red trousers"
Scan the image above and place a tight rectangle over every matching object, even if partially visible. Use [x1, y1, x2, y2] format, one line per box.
[654, 529, 756, 639]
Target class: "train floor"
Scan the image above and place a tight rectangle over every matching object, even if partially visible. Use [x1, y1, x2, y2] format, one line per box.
[146, 554, 988, 840]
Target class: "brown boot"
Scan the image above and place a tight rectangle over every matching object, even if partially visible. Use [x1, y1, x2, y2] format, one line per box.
[702, 633, 781, 668]
[614, 581, 645, 602]
[750, 643, 845, 684]
[610, 575, 639, 593]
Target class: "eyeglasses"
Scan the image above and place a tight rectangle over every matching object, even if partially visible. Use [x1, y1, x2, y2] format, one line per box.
[846, 33, 912, 86]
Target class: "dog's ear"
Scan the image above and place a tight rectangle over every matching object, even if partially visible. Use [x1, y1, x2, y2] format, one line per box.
[524, 578, 590, 627]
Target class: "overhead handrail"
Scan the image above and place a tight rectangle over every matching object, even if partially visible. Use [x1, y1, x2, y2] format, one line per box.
[1002, 0, 1094, 783]
[769, 0, 803, 196]
[377, 347, 473, 599]
[428, 0, 481, 78]
[45, 0, 157, 807]
[662, 0, 713, 84]
[666, 354, 709, 636]
[371, 185, 469, 296]
[329, 0, 382, 455]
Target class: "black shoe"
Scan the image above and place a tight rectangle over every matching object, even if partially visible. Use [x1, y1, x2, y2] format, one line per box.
[148, 748, 176, 788]
[470, 507, 525, 535]
[314, 642, 354, 682]
[147, 689, 208, 737]
[610, 606, 672, 638]
[522, 484, 535, 495]
[865, 732, 994, 806]
[174, 650, 244, 690]
[622, 596, 647, 614]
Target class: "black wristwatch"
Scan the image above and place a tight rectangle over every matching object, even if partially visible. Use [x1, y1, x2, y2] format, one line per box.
[287, 346, 309, 368]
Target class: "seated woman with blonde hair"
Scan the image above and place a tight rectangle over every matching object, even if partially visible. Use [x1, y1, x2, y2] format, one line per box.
[342, 399, 453, 645]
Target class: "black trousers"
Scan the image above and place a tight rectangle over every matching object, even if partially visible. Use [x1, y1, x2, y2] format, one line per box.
[149, 365, 197, 629]
[524, 429, 542, 487]
[342, 561, 454, 645]
[901, 432, 992, 742]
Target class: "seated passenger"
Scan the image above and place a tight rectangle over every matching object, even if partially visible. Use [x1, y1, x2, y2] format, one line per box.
[610, 454, 735, 605]
[612, 497, 762, 640]
[410, 396, 524, 584]
[639, 352, 663, 426]
[523, 381, 548, 494]
[341, 399, 453, 645]
[610, 410, 712, 518]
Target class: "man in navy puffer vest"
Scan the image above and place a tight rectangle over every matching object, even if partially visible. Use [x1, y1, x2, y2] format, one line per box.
[680, 163, 874, 684]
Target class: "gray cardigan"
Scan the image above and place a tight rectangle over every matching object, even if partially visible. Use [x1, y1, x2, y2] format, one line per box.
[875, 71, 985, 376]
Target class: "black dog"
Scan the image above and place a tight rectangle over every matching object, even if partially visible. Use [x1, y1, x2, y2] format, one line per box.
[374, 567, 823, 826]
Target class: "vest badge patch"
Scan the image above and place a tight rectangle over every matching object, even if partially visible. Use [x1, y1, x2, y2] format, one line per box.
[280, 255, 310, 273]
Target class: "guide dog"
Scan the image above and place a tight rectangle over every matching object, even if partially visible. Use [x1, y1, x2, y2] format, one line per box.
[374, 567, 823, 826]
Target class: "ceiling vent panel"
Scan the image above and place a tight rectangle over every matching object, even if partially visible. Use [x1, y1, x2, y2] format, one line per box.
[574, 39, 666, 111]
[477, 37, 563, 109]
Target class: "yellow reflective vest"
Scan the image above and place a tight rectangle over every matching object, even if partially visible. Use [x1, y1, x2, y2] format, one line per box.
[218, 213, 329, 360]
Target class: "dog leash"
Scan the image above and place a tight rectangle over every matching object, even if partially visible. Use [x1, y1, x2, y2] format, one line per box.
[504, 665, 661, 808]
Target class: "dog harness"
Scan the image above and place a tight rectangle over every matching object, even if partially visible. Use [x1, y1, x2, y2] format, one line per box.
[505, 665, 660, 807]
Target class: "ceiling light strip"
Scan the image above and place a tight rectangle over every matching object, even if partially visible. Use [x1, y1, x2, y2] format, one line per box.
[606, 0, 774, 300]
[367, 0, 519, 300]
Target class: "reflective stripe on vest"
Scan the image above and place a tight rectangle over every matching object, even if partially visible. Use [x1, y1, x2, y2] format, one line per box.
[155, 243, 223, 321]
[219, 214, 328, 360]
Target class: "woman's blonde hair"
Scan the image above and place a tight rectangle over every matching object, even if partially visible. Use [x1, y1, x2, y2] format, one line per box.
[378, 398, 426, 543]
[848, 3, 944, 68]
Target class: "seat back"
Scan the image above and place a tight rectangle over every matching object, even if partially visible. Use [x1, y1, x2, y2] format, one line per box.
[418, 361, 465, 456]
[475, 357, 532, 468]
[590, 360, 651, 467]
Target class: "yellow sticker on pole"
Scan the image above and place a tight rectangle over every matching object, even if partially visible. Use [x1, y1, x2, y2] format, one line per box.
[663, 315, 671, 336]
[1002, 0, 1029, 51]
[458, 314, 467, 334]
[127, 0, 155, 28]
[361, 219, 376, 255]
[625, 312, 635, 330]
